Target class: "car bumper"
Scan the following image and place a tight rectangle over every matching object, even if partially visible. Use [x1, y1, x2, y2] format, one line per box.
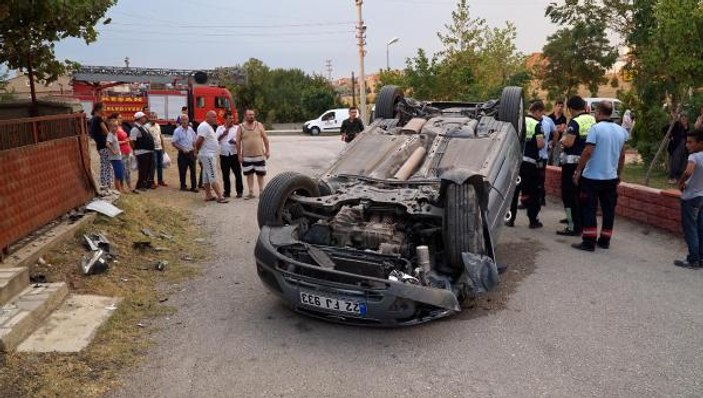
[254, 226, 460, 327]
[302, 125, 311, 134]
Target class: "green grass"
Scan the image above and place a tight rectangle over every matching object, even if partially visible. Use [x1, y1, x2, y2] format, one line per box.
[621, 162, 673, 190]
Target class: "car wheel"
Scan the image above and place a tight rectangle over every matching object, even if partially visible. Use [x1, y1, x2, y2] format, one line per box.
[443, 182, 485, 270]
[376, 85, 403, 119]
[497, 86, 525, 141]
[317, 179, 333, 196]
[257, 172, 320, 227]
[310, 126, 321, 136]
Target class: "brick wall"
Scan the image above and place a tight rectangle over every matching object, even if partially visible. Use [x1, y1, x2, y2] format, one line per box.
[0, 114, 95, 254]
[545, 165, 681, 234]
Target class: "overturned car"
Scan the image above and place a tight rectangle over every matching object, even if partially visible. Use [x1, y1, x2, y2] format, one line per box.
[254, 85, 524, 326]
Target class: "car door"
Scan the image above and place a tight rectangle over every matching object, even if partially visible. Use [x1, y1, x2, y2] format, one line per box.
[321, 112, 336, 131]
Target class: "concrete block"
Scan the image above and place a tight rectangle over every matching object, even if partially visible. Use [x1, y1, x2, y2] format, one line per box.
[0, 283, 68, 352]
[18, 294, 120, 353]
[0, 267, 29, 306]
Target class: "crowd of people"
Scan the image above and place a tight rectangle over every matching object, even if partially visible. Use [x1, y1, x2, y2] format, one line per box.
[88, 104, 270, 204]
[508, 95, 703, 269]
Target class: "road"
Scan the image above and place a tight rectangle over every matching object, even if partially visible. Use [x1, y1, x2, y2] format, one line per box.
[110, 136, 703, 398]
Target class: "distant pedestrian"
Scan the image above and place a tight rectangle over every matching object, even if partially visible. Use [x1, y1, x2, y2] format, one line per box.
[666, 112, 690, 184]
[172, 114, 198, 192]
[129, 112, 156, 191]
[557, 96, 595, 237]
[571, 102, 627, 252]
[176, 106, 188, 125]
[674, 128, 703, 269]
[105, 117, 126, 193]
[217, 114, 243, 198]
[148, 113, 167, 187]
[236, 109, 270, 199]
[506, 100, 545, 228]
[89, 102, 113, 192]
[621, 109, 634, 134]
[340, 107, 364, 143]
[195, 110, 228, 203]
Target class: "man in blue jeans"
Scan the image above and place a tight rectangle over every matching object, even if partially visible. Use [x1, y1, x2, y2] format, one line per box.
[675, 128, 703, 268]
[571, 102, 627, 252]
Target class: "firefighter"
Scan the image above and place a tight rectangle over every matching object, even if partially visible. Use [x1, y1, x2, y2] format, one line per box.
[505, 100, 546, 228]
[557, 96, 596, 236]
[571, 102, 627, 251]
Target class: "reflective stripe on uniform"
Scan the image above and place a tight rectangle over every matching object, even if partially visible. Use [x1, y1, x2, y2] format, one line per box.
[582, 227, 598, 238]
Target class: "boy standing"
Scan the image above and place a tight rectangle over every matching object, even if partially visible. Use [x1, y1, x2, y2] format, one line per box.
[675, 128, 703, 269]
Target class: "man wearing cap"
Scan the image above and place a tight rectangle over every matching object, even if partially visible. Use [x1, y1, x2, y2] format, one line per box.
[129, 111, 156, 191]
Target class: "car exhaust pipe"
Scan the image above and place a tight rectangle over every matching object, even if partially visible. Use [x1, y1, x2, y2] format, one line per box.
[393, 146, 427, 180]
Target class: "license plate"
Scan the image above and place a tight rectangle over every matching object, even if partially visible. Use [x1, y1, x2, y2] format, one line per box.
[299, 291, 367, 316]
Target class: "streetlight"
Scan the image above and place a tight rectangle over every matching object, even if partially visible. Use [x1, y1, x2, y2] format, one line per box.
[386, 37, 399, 70]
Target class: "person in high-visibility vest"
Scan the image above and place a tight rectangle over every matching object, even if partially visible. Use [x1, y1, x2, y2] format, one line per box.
[557, 96, 595, 236]
[506, 100, 546, 228]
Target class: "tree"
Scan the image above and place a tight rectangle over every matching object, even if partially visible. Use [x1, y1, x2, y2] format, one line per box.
[539, 22, 618, 100]
[0, 1, 116, 106]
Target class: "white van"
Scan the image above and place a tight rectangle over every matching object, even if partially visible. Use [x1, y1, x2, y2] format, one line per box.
[302, 108, 349, 135]
[583, 97, 624, 124]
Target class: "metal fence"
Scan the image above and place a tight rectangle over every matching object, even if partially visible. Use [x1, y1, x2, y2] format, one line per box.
[0, 113, 87, 151]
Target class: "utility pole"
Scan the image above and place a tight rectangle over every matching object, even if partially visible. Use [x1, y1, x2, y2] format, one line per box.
[351, 71, 357, 107]
[355, 0, 367, 123]
[325, 59, 333, 81]
[124, 57, 130, 68]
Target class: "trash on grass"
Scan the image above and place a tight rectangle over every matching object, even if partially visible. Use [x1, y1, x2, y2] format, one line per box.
[29, 274, 47, 283]
[105, 304, 118, 311]
[132, 241, 153, 250]
[155, 260, 168, 271]
[86, 200, 123, 218]
[141, 228, 155, 237]
[37, 257, 47, 266]
[81, 233, 114, 275]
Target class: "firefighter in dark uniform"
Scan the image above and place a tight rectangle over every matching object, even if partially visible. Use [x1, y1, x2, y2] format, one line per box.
[557, 96, 596, 236]
[506, 100, 546, 228]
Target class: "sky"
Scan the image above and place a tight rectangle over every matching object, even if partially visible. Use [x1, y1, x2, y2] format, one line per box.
[54, 0, 562, 79]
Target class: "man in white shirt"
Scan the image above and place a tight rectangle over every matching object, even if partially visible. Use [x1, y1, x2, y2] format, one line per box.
[217, 114, 243, 198]
[172, 114, 198, 192]
[195, 110, 227, 203]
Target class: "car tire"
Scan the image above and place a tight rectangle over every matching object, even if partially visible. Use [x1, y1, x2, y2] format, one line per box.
[443, 182, 485, 271]
[257, 172, 320, 227]
[310, 126, 321, 136]
[497, 86, 525, 141]
[317, 179, 333, 196]
[376, 85, 403, 119]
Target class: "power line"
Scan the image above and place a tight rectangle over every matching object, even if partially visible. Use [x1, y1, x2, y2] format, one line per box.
[99, 28, 354, 38]
[109, 21, 354, 29]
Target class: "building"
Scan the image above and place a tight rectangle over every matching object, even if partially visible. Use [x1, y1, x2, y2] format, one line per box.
[4, 73, 73, 99]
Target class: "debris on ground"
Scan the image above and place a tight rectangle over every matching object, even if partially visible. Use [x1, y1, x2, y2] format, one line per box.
[86, 200, 123, 218]
[81, 234, 115, 275]
[141, 228, 155, 237]
[132, 241, 153, 251]
[37, 257, 47, 265]
[160, 233, 174, 240]
[155, 261, 168, 271]
[29, 274, 47, 283]
[194, 238, 206, 243]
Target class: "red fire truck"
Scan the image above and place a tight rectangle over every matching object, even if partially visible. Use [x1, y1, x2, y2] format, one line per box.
[72, 66, 238, 133]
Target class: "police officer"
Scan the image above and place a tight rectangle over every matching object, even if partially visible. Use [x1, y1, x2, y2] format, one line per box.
[571, 102, 627, 251]
[506, 100, 546, 228]
[557, 96, 596, 236]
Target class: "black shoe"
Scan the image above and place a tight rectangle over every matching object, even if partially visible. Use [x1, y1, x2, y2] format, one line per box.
[236, 193, 243, 198]
[597, 239, 610, 249]
[504, 220, 515, 227]
[180, 186, 188, 191]
[529, 221, 543, 229]
[224, 193, 231, 198]
[571, 242, 595, 252]
[189, 188, 198, 192]
[559, 218, 568, 224]
[556, 228, 580, 236]
[673, 258, 701, 269]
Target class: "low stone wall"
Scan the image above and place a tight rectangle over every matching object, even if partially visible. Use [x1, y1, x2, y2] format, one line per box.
[545, 166, 681, 235]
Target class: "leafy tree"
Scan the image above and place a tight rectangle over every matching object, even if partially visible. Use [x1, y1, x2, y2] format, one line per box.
[0, 0, 116, 105]
[539, 22, 618, 99]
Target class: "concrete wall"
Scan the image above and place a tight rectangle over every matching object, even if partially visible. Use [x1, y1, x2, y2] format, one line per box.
[545, 166, 681, 235]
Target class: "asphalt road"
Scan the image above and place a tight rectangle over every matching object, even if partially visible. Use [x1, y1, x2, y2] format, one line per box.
[110, 136, 703, 398]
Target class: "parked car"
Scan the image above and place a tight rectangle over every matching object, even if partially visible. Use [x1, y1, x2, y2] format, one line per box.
[302, 108, 350, 135]
[256, 85, 524, 326]
[583, 97, 624, 124]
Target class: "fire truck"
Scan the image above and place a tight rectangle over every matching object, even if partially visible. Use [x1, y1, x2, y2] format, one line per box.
[72, 66, 238, 133]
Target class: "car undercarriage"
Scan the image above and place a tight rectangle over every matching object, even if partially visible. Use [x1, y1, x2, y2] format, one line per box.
[254, 85, 524, 326]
